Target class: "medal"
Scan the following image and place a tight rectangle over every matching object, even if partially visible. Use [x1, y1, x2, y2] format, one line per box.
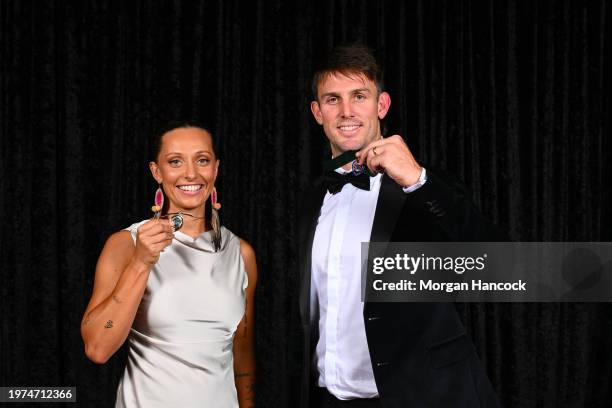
[351, 160, 367, 175]
[169, 214, 183, 231]
[160, 212, 205, 232]
[323, 150, 376, 176]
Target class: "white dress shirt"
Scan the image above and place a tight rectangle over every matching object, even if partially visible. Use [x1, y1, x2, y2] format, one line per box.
[310, 168, 427, 400]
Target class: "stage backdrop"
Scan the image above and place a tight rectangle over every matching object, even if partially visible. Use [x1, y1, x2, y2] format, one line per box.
[1, 1, 610, 407]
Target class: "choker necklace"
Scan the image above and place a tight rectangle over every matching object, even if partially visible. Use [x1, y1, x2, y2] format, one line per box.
[160, 212, 204, 231]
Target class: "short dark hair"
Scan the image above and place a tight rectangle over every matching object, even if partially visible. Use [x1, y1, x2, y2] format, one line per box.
[311, 44, 383, 100]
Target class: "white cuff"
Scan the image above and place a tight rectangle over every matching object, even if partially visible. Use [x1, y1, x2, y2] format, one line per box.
[402, 167, 427, 193]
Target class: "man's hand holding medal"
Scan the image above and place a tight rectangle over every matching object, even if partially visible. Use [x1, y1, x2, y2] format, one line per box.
[356, 134, 422, 188]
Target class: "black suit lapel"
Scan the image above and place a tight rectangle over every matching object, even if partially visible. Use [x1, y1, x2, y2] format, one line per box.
[363, 175, 408, 308]
[298, 183, 327, 326]
[369, 174, 408, 248]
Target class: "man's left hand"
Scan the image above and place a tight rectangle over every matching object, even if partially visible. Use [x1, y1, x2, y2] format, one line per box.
[356, 135, 422, 188]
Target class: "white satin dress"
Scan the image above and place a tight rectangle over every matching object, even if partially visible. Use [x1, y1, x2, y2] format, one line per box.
[115, 221, 247, 408]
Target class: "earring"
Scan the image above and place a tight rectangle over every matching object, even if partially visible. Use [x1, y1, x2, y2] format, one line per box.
[211, 187, 221, 210]
[151, 184, 164, 219]
[210, 187, 222, 251]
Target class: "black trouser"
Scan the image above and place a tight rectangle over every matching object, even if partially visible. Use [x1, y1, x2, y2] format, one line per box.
[313, 387, 382, 408]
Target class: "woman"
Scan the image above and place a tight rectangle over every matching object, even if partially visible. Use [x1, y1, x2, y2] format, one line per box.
[81, 122, 256, 407]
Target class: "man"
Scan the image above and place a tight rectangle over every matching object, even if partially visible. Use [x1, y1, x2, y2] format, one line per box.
[298, 44, 501, 408]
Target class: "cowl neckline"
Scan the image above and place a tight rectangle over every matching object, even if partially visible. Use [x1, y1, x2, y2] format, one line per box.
[173, 226, 229, 253]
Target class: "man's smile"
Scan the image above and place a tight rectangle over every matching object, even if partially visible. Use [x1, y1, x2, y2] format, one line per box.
[337, 121, 363, 136]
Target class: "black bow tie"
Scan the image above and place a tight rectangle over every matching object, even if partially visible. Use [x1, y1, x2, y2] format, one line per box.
[324, 171, 371, 194]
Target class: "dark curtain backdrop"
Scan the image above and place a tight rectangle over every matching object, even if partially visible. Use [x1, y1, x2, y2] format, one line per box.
[1, 0, 610, 407]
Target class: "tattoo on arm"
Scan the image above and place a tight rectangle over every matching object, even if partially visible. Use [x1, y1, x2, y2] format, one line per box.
[234, 372, 254, 378]
[235, 376, 255, 407]
[104, 320, 114, 329]
[245, 382, 255, 406]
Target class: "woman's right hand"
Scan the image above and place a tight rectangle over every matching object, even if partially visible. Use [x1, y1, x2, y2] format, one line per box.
[133, 219, 174, 266]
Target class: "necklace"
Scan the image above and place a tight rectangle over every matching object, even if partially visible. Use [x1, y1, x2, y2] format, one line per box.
[160, 212, 204, 231]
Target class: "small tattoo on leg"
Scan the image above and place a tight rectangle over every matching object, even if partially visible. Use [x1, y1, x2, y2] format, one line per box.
[104, 320, 114, 329]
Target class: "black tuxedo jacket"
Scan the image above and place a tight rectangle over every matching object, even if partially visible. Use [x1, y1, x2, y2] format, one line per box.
[297, 170, 502, 408]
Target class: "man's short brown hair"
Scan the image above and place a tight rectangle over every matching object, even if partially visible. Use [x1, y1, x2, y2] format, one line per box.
[311, 44, 383, 100]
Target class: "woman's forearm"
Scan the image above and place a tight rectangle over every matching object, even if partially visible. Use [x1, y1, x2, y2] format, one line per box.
[235, 368, 256, 407]
[234, 342, 256, 408]
[81, 258, 151, 363]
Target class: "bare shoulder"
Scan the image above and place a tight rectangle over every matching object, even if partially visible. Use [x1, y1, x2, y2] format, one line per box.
[85, 230, 136, 314]
[106, 229, 135, 248]
[238, 238, 256, 262]
[238, 239, 258, 286]
[101, 230, 136, 261]
[97, 230, 136, 274]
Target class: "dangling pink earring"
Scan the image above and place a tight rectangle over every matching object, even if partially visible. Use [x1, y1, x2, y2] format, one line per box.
[210, 187, 222, 251]
[151, 184, 164, 219]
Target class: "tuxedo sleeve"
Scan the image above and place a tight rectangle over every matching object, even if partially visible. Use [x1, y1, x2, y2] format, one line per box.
[403, 169, 508, 242]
